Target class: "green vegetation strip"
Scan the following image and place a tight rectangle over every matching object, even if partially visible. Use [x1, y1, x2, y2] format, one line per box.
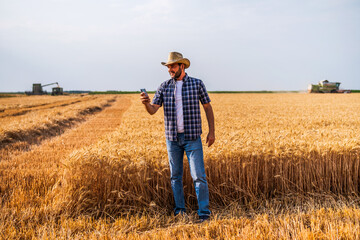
[89, 90, 300, 94]
[2, 90, 360, 95]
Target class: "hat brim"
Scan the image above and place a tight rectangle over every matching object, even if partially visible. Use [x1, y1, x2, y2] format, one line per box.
[161, 58, 190, 69]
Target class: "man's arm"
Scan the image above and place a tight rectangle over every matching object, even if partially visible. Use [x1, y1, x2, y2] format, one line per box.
[140, 92, 161, 115]
[202, 102, 215, 147]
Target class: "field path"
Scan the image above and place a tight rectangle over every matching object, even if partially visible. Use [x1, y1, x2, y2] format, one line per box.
[0, 95, 132, 212]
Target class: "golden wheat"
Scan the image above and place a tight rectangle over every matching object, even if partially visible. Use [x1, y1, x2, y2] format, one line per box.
[0, 95, 131, 239]
[0, 95, 79, 110]
[56, 94, 360, 217]
[1, 93, 360, 239]
[0, 95, 112, 136]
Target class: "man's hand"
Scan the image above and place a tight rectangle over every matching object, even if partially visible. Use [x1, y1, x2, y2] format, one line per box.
[140, 92, 150, 104]
[140, 92, 161, 115]
[206, 132, 215, 147]
[203, 103, 215, 147]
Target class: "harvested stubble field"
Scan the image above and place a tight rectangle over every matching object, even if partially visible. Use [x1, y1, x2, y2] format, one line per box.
[1, 93, 360, 239]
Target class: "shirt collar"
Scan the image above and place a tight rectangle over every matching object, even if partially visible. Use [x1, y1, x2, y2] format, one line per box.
[172, 73, 189, 84]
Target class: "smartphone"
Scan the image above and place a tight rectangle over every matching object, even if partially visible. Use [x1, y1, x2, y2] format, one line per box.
[140, 88, 148, 96]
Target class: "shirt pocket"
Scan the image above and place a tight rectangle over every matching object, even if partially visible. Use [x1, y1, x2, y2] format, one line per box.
[163, 88, 174, 106]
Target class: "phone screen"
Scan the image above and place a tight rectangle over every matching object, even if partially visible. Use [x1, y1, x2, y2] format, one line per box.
[140, 88, 148, 96]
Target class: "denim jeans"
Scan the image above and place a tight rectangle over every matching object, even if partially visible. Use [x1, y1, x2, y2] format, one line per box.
[166, 133, 211, 217]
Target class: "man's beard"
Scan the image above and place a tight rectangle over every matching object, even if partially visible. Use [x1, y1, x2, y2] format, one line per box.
[172, 68, 182, 79]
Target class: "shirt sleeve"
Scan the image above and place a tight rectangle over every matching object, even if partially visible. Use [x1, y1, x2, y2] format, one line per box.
[199, 80, 211, 104]
[152, 83, 164, 106]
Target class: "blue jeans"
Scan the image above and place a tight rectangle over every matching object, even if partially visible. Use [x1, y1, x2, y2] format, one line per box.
[166, 133, 211, 217]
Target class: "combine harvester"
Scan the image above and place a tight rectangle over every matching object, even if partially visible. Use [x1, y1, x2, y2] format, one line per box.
[26, 82, 64, 96]
[308, 80, 351, 93]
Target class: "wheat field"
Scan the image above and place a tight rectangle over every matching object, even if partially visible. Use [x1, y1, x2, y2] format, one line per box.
[1, 93, 360, 239]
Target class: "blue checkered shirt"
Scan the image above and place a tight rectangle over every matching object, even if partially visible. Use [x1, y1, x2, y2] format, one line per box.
[152, 74, 211, 141]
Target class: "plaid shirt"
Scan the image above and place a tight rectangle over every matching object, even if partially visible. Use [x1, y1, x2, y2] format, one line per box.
[152, 74, 211, 141]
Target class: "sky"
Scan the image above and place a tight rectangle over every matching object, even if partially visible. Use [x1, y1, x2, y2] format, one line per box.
[0, 0, 359, 92]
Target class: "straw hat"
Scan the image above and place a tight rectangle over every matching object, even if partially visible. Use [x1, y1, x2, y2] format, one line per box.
[161, 52, 190, 69]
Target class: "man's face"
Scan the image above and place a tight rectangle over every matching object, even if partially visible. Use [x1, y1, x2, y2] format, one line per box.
[167, 63, 182, 79]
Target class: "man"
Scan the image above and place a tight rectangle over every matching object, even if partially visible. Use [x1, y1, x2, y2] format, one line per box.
[140, 51, 215, 222]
